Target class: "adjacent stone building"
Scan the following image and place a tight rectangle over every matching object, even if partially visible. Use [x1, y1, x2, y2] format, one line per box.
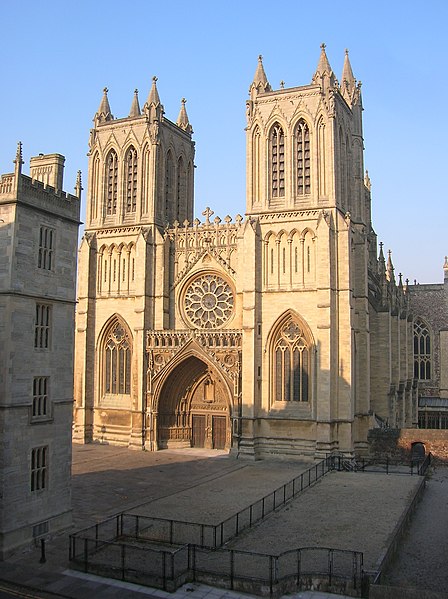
[0, 146, 80, 557]
[74, 46, 416, 459]
[408, 263, 448, 429]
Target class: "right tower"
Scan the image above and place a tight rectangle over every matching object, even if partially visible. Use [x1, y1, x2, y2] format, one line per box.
[240, 45, 414, 457]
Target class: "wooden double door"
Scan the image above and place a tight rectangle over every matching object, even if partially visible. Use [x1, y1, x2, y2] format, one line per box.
[192, 414, 227, 449]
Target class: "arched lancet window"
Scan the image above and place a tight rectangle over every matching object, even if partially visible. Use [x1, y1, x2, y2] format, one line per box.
[317, 119, 327, 197]
[339, 127, 346, 206]
[142, 144, 150, 214]
[252, 126, 261, 203]
[125, 146, 138, 213]
[269, 123, 285, 198]
[103, 320, 132, 395]
[91, 152, 100, 221]
[177, 156, 186, 221]
[295, 120, 310, 195]
[106, 150, 118, 216]
[272, 317, 311, 402]
[414, 318, 431, 380]
[165, 150, 174, 224]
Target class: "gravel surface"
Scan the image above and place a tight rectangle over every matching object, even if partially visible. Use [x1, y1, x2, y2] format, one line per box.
[226, 471, 421, 570]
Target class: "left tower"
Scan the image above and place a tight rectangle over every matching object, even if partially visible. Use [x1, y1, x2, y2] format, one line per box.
[74, 79, 195, 446]
[0, 145, 80, 557]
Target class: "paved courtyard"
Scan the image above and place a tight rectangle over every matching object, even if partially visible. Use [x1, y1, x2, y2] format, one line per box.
[0, 444, 433, 598]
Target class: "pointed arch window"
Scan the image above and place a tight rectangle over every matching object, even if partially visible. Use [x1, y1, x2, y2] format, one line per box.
[165, 151, 174, 224]
[269, 123, 285, 198]
[273, 317, 311, 402]
[413, 318, 431, 380]
[177, 156, 186, 221]
[106, 150, 118, 215]
[103, 320, 132, 395]
[295, 120, 310, 195]
[125, 146, 138, 213]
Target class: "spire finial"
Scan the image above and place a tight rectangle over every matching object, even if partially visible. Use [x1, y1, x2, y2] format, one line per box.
[176, 97, 192, 133]
[75, 170, 83, 199]
[147, 76, 161, 105]
[341, 47, 356, 103]
[14, 141, 23, 164]
[250, 54, 271, 96]
[129, 88, 141, 118]
[280, 80, 285, 89]
[14, 141, 23, 175]
[95, 87, 113, 122]
[312, 43, 334, 88]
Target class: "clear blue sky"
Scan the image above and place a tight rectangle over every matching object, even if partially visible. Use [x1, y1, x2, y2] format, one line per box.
[1, 0, 446, 283]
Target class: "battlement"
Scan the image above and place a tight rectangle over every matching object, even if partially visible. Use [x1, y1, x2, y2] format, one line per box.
[0, 154, 80, 222]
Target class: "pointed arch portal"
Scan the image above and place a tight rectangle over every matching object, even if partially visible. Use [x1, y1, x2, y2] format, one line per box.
[153, 356, 232, 450]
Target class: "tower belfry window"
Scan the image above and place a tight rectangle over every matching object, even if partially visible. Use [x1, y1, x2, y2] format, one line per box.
[270, 123, 285, 198]
[125, 147, 137, 213]
[165, 151, 174, 224]
[106, 150, 118, 215]
[296, 120, 310, 195]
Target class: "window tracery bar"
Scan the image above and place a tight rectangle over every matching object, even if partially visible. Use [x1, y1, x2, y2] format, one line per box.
[104, 322, 131, 395]
[125, 147, 138, 213]
[270, 124, 285, 198]
[106, 150, 118, 215]
[296, 120, 310, 195]
[273, 318, 310, 402]
[413, 319, 431, 380]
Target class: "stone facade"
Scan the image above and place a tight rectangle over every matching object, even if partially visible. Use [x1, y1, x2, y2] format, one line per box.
[407, 265, 448, 427]
[0, 146, 80, 557]
[74, 47, 416, 460]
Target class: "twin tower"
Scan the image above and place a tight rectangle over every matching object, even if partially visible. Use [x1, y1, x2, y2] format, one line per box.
[74, 47, 415, 458]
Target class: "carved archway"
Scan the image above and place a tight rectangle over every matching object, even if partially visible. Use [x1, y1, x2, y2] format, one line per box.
[153, 356, 232, 450]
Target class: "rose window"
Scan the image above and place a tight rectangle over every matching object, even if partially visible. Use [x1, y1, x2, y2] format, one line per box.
[184, 274, 234, 329]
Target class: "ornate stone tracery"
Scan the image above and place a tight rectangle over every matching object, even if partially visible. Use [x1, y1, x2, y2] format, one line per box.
[183, 273, 234, 329]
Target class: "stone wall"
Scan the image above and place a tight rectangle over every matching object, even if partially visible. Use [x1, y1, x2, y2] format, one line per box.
[368, 428, 448, 463]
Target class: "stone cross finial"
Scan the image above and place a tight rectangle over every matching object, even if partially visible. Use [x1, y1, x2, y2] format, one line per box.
[321, 42, 326, 50]
[202, 207, 214, 225]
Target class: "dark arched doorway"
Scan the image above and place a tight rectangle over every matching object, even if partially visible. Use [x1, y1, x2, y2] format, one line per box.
[156, 356, 231, 450]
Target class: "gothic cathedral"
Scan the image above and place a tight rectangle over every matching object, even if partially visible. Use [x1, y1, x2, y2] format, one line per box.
[74, 46, 416, 458]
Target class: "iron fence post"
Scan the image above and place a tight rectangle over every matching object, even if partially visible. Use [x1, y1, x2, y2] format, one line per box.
[192, 545, 197, 582]
[121, 543, 125, 580]
[162, 551, 167, 591]
[230, 550, 234, 590]
[328, 549, 332, 586]
[84, 538, 88, 572]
